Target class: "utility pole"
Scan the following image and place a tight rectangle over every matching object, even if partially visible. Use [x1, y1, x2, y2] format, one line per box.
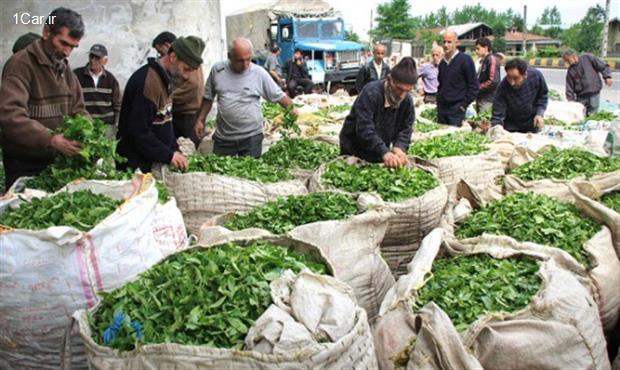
[602, 0, 611, 58]
[522, 5, 527, 57]
[370, 9, 373, 46]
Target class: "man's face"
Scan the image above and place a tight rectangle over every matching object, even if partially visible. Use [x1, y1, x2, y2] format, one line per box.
[230, 47, 252, 73]
[89, 54, 106, 73]
[506, 68, 527, 89]
[155, 42, 171, 57]
[294, 51, 302, 60]
[474, 45, 488, 58]
[443, 34, 457, 55]
[170, 53, 194, 81]
[563, 54, 578, 66]
[431, 50, 443, 64]
[388, 77, 414, 103]
[373, 47, 386, 64]
[43, 25, 81, 59]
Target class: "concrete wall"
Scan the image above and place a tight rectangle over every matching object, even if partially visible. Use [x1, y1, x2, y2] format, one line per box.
[0, 0, 225, 88]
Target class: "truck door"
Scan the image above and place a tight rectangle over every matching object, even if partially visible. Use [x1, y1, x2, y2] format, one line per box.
[278, 19, 294, 66]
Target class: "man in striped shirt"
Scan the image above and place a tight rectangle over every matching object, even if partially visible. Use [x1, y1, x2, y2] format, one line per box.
[73, 44, 122, 139]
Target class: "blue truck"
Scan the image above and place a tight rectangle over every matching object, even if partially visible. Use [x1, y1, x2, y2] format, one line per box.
[226, 2, 367, 94]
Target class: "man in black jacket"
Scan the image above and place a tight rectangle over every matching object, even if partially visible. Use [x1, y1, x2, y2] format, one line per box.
[284, 49, 313, 98]
[116, 36, 205, 173]
[437, 31, 479, 126]
[474, 37, 500, 113]
[340, 57, 416, 168]
[356, 43, 390, 93]
[563, 49, 613, 115]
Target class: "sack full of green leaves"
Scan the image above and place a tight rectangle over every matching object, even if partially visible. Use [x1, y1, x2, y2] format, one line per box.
[373, 229, 610, 370]
[452, 188, 620, 333]
[412, 105, 470, 143]
[198, 192, 396, 323]
[309, 156, 448, 276]
[159, 153, 307, 234]
[408, 131, 504, 198]
[0, 174, 188, 369]
[72, 236, 378, 369]
[261, 137, 340, 181]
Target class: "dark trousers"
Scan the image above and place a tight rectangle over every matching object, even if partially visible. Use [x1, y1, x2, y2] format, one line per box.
[173, 111, 200, 147]
[287, 78, 313, 98]
[437, 101, 466, 127]
[423, 93, 437, 104]
[213, 132, 263, 158]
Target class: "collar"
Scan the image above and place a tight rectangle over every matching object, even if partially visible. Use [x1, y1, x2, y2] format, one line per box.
[85, 64, 107, 77]
[443, 49, 459, 64]
[28, 39, 58, 67]
[148, 57, 172, 91]
[373, 60, 383, 68]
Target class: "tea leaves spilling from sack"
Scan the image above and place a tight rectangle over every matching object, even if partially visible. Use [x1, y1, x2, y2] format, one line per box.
[321, 160, 438, 202]
[413, 254, 541, 332]
[408, 132, 490, 159]
[262, 138, 339, 170]
[510, 147, 620, 181]
[585, 111, 617, 122]
[0, 190, 120, 231]
[601, 192, 620, 213]
[225, 192, 360, 234]
[419, 107, 438, 122]
[414, 122, 441, 133]
[456, 192, 599, 267]
[90, 241, 328, 351]
[175, 154, 293, 183]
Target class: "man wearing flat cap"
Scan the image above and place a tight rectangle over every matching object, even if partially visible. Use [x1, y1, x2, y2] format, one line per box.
[340, 57, 417, 168]
[74, 44, 122, 139]
[116, 35, 205, 173]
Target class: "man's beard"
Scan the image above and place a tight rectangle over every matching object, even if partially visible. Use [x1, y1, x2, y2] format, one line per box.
[386, 85, 404, 106]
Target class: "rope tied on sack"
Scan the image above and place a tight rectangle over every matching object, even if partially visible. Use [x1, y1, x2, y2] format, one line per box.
[103, 311, 125, 345]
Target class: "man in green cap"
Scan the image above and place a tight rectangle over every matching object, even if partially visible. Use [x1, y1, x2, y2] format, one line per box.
[116, 35, 205, 173]
[12, 32, 40, 54]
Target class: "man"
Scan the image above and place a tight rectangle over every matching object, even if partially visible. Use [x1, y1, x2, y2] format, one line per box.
[0, 7, 87, 189]
[284, 49, 313, 98]
[437, 31, 479, 126]
[340, 57, 417, 168]
[116, 36, 205, 173]
[474, 37, 500, 113]
[563, 49, 613, 115]
[356, 43, 390, 93]
[73, 44, 122, 139]
[193, 38, 297, 157]
[491, 59, 548, 133]
[12, 32, 40, 54]
[264, 45, 285, 88]
[153, 32, 206, 146]
[417, 46, 443, 104]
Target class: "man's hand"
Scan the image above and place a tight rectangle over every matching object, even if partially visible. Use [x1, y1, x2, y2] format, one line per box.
[605, 77, 613, 87]
[383, 152, 403, 168]
[534, 115, 545, 129]
[417, 88, 425, 96]
[193, 121, 205, 140]
[170, 151, 188, 171]
[50, 134, 81, 156]
[392, 147, 410, 166]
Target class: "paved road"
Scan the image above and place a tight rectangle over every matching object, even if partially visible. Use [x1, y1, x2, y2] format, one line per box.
[537, 67, 620, 105]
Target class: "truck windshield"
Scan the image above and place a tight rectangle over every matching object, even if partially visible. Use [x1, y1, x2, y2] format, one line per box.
[297, 21, 319, 38]
[320, 21, 342, 38]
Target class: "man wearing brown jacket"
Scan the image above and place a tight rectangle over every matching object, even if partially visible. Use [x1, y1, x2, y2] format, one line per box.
[0, 7, 87, 189]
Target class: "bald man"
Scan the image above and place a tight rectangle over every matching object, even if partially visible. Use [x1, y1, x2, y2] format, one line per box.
[193, 38, 296, 157]
[437, 31, 478, 126]
[356, 43, 391, 93]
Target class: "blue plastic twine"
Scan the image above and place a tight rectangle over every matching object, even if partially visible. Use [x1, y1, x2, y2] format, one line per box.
[131, 320, 144, 340]
[103, 311, 125, 345]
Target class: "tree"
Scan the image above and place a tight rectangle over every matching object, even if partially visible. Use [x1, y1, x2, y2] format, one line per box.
[345, 29, 361, 43]
[538, 6, 562, 25]
[370, 0, 416, 40]
[562, 5, 605, 53]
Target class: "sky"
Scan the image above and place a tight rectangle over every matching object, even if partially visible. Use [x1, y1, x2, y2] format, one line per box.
[221, 0, 619, 41]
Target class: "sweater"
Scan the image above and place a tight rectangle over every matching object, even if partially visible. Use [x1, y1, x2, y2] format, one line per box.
[73, 65, 122, 125]
[116, 58, 177, 172]
[437, 51, 479, 107]
[340, 80, 414, 163]
[565, 53, 612, 100]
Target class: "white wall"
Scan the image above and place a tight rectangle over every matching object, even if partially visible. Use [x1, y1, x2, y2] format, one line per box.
[0, 0, 225, 88]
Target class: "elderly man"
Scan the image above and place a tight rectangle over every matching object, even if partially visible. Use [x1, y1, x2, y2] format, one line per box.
[491, 59, 548, 133]
[73, 44, 122, 139]
[474, 37, 500, 113]
[193, 38, 296, 157]
[0, 7, 87, 189]
[117, 36, 206, 173]
[563, 49, 613, 115]
[340, 57, 417, 168]
[437, 31, 478, 126]
[356, 43, 391, 93]
[417, 46, 443, 104]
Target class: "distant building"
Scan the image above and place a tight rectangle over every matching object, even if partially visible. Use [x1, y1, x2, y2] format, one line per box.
[608, 18, 620, 57]
[498, 28, 561, 56]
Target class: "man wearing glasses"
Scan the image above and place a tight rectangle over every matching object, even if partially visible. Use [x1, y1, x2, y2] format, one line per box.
[340, 57, 417, 168]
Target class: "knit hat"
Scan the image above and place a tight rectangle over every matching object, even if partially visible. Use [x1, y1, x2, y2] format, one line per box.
[390, 57, 417, 84]
[171, 36, 205, 69]
[12, 32, 40, 54]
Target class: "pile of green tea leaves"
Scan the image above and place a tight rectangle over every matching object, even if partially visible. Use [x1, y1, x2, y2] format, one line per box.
[419, 107, 438, 122]
[90, 241, 328, 351]
[585, 111, 617, 122]
[321, 160, 438, 202]
[548, 88, 562, 101]
[318, 104, 351, 115]
[468, 108, 492, 125]
[601, 192, 620, 213]
[0, 190, 120, 231]
[26, 115, 128, 192]
[262, 138, 339, 170]
[544, 116, 576, 130]
[413, 254, 541, 332]
[225, 192, 360, 234]
[408, 132, 490, 159]
[510, 147, 620, 181]
[456, 192, 599, 267]
[174, 154, 293, 183]
[414, 121, 441, 133]
[261, 102, 285, 121]
[155, 181, 170, 204]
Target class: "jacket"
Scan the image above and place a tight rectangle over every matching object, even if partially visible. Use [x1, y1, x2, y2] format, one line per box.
[355, 60, 391, 93]
[172, 67, 205, 114]
[477, 53, 500, 101]
[284, 59, 311, 82]
[566, 53, 612, 100]
[73, 65, 122, 125]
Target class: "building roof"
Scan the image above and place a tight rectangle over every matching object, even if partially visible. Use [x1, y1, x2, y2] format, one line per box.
[228, 0, 336, 17]
[502, 31, 557, 42]
[440, 22, 490, 37]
